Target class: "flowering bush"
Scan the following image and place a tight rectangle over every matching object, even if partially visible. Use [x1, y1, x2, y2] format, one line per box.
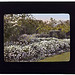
[4, 38, 70, 62]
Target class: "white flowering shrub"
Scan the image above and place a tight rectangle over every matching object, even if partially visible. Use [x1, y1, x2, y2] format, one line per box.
[4, 38, 70, 62]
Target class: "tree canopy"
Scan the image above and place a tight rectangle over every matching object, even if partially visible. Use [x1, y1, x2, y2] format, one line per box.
[4, 14, 70, 42]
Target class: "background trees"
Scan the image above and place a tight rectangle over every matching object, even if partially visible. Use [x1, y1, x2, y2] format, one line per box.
[4, 14, 70, 42]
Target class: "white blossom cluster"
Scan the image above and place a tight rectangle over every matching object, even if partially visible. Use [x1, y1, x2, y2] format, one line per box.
[4, 38, 70, 62]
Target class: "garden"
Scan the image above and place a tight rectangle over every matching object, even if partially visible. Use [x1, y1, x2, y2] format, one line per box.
[4, 14, 70, 62]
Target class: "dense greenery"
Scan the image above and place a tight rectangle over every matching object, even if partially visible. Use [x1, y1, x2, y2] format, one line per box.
[4, 14, 70, 42]
[4, 14, 70, 62]
[4, 38, 70, 62]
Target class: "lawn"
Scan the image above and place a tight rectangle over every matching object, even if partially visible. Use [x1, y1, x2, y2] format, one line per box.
[38, 52, 70, 62]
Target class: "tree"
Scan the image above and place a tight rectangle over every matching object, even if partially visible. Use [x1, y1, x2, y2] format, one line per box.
[4, 14, 70, 42]
[4, 14, 39, 42]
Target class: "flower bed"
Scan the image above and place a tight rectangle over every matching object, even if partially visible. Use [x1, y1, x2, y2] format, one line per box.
[4, 38, 70, 62]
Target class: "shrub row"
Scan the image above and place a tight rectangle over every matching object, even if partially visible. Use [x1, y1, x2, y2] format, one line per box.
[4, 38, 70, 62]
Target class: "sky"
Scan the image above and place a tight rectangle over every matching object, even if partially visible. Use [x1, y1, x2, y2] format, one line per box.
[32, 13, 70, 21]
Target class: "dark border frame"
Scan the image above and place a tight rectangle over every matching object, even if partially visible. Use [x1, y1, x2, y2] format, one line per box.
[0, 2, 74, 74]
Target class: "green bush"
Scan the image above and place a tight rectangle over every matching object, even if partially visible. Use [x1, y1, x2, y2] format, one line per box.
[58, 31, 66, 39]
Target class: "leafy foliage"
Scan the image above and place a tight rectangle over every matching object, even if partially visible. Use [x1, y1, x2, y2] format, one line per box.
[4, 14, 70, 42]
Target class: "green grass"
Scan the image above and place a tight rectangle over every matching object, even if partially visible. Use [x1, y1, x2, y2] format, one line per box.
[38, 52, 70, 62]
